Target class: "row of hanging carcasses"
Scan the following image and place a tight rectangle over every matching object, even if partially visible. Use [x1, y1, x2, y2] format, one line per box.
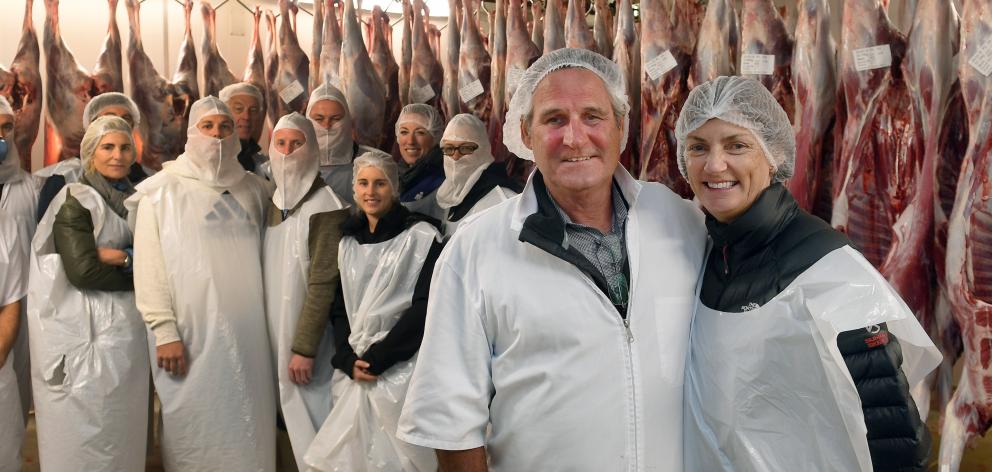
[2, 0, 991, 470]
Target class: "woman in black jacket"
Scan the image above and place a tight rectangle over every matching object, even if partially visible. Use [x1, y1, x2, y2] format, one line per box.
[676, 76, 941, 471]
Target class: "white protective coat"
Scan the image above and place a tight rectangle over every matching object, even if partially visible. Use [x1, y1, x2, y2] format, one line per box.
[398, 167, 707, 471]
[304, 222, 441, 472]
[442, 186, 515, 238]
[128, 161, 275, 471]
[684, 245, 941, 471]
[0, 169, 35, 470]
[28, 184, 149, 471]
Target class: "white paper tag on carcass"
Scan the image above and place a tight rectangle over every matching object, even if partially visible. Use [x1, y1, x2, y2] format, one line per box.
[741, 54, 776, 75]
[411, 83, 436, 104]
[506, 66, 525, 92]
[458, 79, 485, 103]
[645, 50, 678, 80]
[853, 45, 892, 71]
[279, 80, 305, 103]
[968, 38, 992, 76]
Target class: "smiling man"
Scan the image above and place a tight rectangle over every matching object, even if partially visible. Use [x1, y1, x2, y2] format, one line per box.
[220, 83, 268, 174]
[397, 49, 707, 471]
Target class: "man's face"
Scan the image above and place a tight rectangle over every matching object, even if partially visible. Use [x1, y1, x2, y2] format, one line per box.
[0, 114, 14, 140]
[227, 94, 261, 141]
[522, 68, 623, 197]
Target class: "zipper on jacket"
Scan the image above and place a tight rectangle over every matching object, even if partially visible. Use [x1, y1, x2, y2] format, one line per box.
[721, 244, 730, 275]
[623, 317, 633, 343]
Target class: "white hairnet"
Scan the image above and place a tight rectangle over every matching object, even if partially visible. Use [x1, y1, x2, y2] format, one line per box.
[80, 115, 135, 167]
[503, 48, 630, 161]
[675, 76, 795, 183]
[306, 82, 350, 117]
[396, 104, 445, 142]
[219, 82, 264, 106]
[83, 92, 141, 127]
[0, 96, 13, 117]
[189, 96, 234, 125]
[353, 149, 400, 198]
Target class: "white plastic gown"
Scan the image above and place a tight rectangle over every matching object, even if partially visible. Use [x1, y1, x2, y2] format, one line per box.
[0, 169, 35, 470]
[27, 184, 149, 471]
[442, 186, 515, 238]
[684, 245, 942, 471]
[304, 221, 441, 472]
[264, 112, 347, 466]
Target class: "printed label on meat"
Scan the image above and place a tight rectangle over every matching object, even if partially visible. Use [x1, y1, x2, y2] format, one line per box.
[458, 79, 485, 103]
[853, 45, 892, 71]
[279, 80, 305, 103]
[411, 83, 436, 104]
[645, 50, 678, 80]
[968, 37, 992, 77]
[506, 66, 525, 92]
[741, 54, 776, 75]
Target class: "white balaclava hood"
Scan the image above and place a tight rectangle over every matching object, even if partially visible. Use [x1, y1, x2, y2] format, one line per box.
[269, 112, 320, 210]
[0, 96, 22, 184]
[436, 113, 495, 209]
[177, 96, 245, 188]
[306, 83, 355, 167]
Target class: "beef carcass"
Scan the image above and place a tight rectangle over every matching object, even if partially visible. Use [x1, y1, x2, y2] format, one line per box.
[788, 0, 836, 212]
[442, 0, 462, 121]
[272, 0, 311, 118]
[200, 2, 237, 97]
[531, 1, 544, 51]
[741, 0, 795, 120]
[340, 0, 386, 148]
[409, 0, 444, 111]
[429, 23, 443, 65]
[672, 0, 707, 55]
[243, 6, 267, 142]
[43, 0, 123, 164]
[639, 0, 693, 197]
[319, 0, 343, 88]
[505, 0, 541, 107]
[940, 0, 992, 468]
[831, 0, 929, 337]
[264, 10, 281, 126]
[543, 0, 565, 53]
[489, 0, 510, 163]
[369, 6, 401, 151]
[613, 0, 639, 173]
[458, 0, 492, 123]
[400, 0, 414, 105]
[125, 0, 198, 171]
[689, 0, 739, 89]
[311, 0, 324, 92]
[565, 0, 595, 51]
[0, 0, 42, 170]
[593, 0, 612, 57]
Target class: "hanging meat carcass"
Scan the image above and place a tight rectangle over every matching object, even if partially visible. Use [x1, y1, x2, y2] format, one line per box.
[43, 0, 123, 164]
[441, 0, 462, 121]
[639, 0, 694, 197]
[311, 0, 324, 92]
[458, 0, 492, 123]
[264, 10, 280, 126]
[369, 6, 401, 151]
[271, 0, 311, 118]
[341, 0, 386, 148]
[673, 0, 707, 55]
[740, 0, 795, 120]
[243, 6, 267, 142]
[939, 0, 992, 469]
[543, 0, 565, 54]
[688, 0, 739, 89]
[564, 0, 595, 51]
[788, 0, 836, 213]
[531, 0, 544, 51]
[200, 2, 238, 97]
[400, 0, 414, 105]
[612, 0, 638, 173]
[125, 0, 198, 170]
[319, 0, 343, 88]
[429, 24, 443, 65]
[505, 0, 541, 106]
[489, 0, 510, 163]
[0, 0, 42, 170]
[593, 0, 612, 57]
[409, 0, 443, 111]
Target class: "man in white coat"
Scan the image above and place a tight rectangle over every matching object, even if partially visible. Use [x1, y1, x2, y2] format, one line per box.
[397, 48, 707, 471]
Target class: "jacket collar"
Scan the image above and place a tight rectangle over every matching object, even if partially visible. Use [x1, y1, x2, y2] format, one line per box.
[705, 183, 798, 258]
[510, 164, 641, 233]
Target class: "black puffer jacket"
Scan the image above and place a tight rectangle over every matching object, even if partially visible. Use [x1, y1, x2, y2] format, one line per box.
[700, 183, 930, 472]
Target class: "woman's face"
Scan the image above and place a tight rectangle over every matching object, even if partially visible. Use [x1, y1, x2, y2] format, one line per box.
[273, 128, 306, 155]
[396, 121, 435, 165]
[354, 165, 395, 219]
[196, 114, 235, 139]
[308, 99, 347, 130]
[91, 132, 135, 181]
[684, 119, 773, 223]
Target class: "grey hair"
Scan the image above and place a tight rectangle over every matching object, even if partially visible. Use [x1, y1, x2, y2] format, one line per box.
[520, 64, 627, 133]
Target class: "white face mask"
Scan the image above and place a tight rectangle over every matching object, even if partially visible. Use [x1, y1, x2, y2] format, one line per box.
[312, 111, 355, 167]
[436, 146, 495, 209]
[270, 145, 319, 210]
[181, 129, 245, 187]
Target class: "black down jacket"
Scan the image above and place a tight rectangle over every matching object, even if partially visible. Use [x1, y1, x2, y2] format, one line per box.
[700, 183, 930, 472]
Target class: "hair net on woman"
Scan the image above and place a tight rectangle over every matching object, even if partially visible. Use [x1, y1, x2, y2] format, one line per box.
[80, 115, 134, 169]
[219, 82, 265, 105]
[502, 48, 630, 161]
[674, 76, 795, 183]
[306, 83, 355, 166]
[352, 149, 400, 198]
[395, 104, 445, 142]
[436, 114, 495, 209]
[269, 112, 320, 210]
[82, 92, 142, 127]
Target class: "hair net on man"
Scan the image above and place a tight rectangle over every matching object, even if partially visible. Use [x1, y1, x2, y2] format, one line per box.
[395, 104, 444, 143]
[503, 48, 630, 162]
[269, 112, 320, 210]
[306, 83, 355, 166]
[80, 115, 135, 169]
[178, 96, 245, 188]
[0, 96, 20, 183]
[219, 82, 265, 105]
[436, 113, 495, 209]
[352, 149, 400, 198]
[674, 76, 795, 183]
[83, 92, 142, 127]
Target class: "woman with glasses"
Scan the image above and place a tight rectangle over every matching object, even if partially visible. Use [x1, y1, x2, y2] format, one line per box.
[436, 114, 522, 238]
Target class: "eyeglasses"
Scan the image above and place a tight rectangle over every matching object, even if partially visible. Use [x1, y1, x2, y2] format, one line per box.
[441, 143, 479, 156]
